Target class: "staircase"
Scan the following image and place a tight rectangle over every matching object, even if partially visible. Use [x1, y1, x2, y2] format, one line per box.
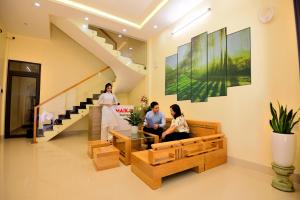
[34, 67, 114, 143]
[51, 16, 146, 93]
[36, 94, 101, 142]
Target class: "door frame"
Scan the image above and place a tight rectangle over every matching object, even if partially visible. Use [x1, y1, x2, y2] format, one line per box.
[4, 60, 41, 138]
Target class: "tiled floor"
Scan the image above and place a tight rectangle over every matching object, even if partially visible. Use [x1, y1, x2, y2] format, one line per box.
[0, 132, 299, 200]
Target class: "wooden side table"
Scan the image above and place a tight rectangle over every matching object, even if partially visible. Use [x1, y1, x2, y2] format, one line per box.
[93, 145, 120, 171]
[88, 140, 110, 158]
[110, 129, 159, 165]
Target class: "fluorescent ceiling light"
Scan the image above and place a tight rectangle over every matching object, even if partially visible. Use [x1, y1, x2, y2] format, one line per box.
[49, 0, 168, 29]
[171, 7, 211, 35]
[35, 2, 41, 7]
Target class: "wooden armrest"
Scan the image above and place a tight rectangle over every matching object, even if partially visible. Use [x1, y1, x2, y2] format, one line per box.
[201, 133, 224, 140]
[180, 137, 202, 145]
[151, 141, 181, 150]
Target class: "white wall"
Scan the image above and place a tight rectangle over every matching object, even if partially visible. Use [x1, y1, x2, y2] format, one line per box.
[147, 0, 300, 173]
[0, 24, 116, 135]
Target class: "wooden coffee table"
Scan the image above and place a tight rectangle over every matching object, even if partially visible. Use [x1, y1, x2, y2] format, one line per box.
[110, 129, 159, 165]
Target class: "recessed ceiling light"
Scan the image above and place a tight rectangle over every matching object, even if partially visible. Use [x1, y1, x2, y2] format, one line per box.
[82, 24, 88, 29]
[129, 47, 133, 50]
[34, 2, 40, 7]
[118, 34, 122, 38]
[153, 25, 158, 29]
[122, 29, 127, 32]
[84, 17, 89, 21]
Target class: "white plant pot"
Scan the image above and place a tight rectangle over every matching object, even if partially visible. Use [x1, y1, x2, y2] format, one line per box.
[272, 132, 296, 167]
[131, 126, 138, 134]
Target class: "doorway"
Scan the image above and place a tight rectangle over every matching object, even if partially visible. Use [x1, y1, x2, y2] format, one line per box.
[5, 60, 41, 138]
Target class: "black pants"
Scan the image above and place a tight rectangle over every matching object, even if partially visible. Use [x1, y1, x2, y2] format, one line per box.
[143, 127, 164, 149]
[143, 127, 163, 138]
[162, 132, 191, 142]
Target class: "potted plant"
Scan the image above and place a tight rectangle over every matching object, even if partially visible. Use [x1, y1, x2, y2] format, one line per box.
[125, 110, 143, 134]
[270, 102, 300, 167]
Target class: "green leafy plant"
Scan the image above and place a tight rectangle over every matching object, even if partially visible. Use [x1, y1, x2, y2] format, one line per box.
[269, 102, 300, 134]
[125, 111, 143, 126]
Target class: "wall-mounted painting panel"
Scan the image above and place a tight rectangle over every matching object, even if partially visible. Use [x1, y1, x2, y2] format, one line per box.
[165, 54, 177, 95]
[191, 32, 208, 102]
[177, 43, 191, 101]
[207, 28, 227, 97]
[227, 28, 251, 87]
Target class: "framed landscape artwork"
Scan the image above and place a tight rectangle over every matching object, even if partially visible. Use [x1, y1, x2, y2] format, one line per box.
[165, 54, 178, 95]
[227, 27, 251, 87]
[177, 43, 192, 101]
[207, 28, 227, 97]
[191, 32, 208, 102]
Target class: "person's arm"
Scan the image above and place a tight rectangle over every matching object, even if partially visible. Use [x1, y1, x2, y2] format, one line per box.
[158, 112, 166, 128]
[162, 118, 179, 138]
[97, 94, 104, 105]
[162, 125, 176, 138]
[112, 94, 119, 105]
[143, 112, 150, 127]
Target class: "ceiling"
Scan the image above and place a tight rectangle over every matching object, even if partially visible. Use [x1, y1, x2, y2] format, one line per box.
[0, 0, 207, 40]
[72, 0, 162, 23]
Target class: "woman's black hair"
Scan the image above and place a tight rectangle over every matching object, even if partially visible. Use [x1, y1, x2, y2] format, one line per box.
[170, 104, 182, 119]
[150, 101, 159, 109]
[104, 83, 112, 93]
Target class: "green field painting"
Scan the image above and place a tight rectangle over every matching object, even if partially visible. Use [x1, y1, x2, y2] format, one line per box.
[227, 28, 251, 87]
[165, 54, 178, 95]
[207, 28, 227, 97]
[191, 32, 208, 102]
[177, 43, 191, 101]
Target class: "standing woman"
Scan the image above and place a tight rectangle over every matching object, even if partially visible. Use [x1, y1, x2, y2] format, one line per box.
[162, 104, 190, 142]
[97, 83, 130, 141]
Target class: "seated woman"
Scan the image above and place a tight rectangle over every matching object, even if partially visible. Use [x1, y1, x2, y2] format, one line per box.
[162, 104, 190, 142]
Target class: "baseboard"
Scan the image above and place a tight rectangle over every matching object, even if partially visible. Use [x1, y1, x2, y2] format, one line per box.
[228, 156, 300, 184]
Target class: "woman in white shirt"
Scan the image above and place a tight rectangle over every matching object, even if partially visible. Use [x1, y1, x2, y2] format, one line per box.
[97, 83, 130, 141]
[162, 104, 190, 142]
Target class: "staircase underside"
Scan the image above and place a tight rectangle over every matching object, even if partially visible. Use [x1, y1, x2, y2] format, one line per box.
[51, 16, 146, 93]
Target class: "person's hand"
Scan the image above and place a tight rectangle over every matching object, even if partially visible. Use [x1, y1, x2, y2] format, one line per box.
[153, 124, 159, 129]
[162, 132, 167, 139]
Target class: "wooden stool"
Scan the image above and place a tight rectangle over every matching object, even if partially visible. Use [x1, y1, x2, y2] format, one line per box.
[88, 140, 110, 158]
[93, 145, 120, 171]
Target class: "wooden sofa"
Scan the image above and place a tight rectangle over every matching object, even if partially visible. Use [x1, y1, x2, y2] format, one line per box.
[131, 119, 227, 189]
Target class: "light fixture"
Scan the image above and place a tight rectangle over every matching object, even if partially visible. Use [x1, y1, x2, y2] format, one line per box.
[129, 47, 133, 50]
[34, 2, 40, 7]
[153, 25, 158, 29]
[84, 17, 89, 21]
[82, 24, 88, 29]
[118, 34, 122, 38]
[171, 7, 211, 35]
[122, 29, 127, 32]
[49, 0, 168, 29]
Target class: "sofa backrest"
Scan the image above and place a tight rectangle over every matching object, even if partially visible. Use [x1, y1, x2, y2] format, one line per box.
[166, 118, 221, 137]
